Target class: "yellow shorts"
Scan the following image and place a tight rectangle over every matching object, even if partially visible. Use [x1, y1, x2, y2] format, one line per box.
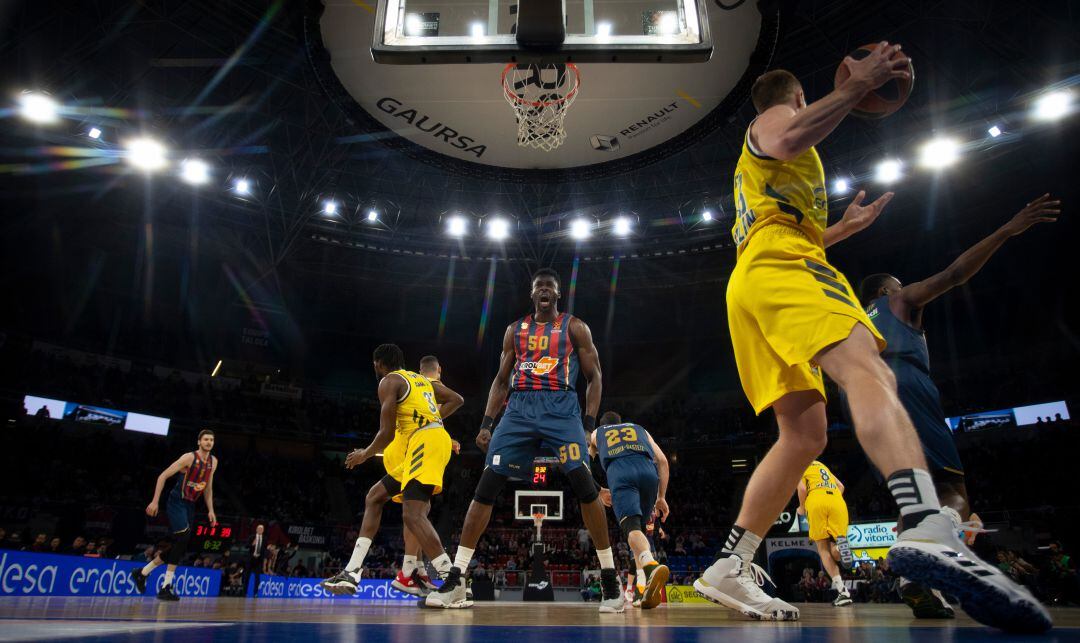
[727, 224, 885, 414]
[382, 430, 411, 480]
[390, 427, 452, 503]
[806, 491, 849, 542]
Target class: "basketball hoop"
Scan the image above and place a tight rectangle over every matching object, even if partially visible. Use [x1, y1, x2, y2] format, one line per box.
[502, 63, 581, 152]
[532, 511, 545, 540]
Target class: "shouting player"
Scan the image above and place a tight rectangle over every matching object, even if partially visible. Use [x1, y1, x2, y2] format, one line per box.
[131, 429, 218, 601]
[321, 344, 463, 596]
[590, 411, 671, 609]
[796, 460, 853, 607]
[694, 45, 1050, 633]
[426, 268, 624, 612]
[857, 194, 1060, 617]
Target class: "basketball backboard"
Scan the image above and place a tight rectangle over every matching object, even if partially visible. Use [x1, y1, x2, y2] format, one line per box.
[372, 0, 711, 64]
[514, 490, 564, 521]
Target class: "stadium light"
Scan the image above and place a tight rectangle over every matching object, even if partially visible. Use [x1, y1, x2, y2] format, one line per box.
[833, 178, 849, 194]
[874, 159, 903, 184]
[596, 22, 613, 38]
[613, 216, 632, 237]
[570, 219, 591, 240]
[987, 125, 1003, 138]
[367, 210, 378, 222]
[470, 22, 485, 38]
[17, 91, 60, 125]
[487, 217, 509, 241]
[405, 13, 423, 36]
[124, 137, 168, 172]
[447, 215, 468, 237]
[234, 178, 251, 195]
[180, 158, 210, 185]
[918, 137, 960, 169]
[323, 200, 338, 216]
[87, 127, 102, 140]
[1032, 90, 1073, 121]
[659, 12, 678, 34]
[702, 210, 713, 222]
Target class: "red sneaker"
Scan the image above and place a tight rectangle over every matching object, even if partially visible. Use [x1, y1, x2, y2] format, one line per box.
[415, 571, 437, 594]
[391, 570, 423, 596]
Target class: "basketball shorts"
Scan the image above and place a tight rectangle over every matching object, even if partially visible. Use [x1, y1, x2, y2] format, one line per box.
[389, 427, 452, 503]
[727, 224, 886, 414]
[806, 491, 849, 542]
[605, 456, 659, 523]
[382, 429, 412, 480]
[486, 390, 588, 478]
[166, 488, 196, 534]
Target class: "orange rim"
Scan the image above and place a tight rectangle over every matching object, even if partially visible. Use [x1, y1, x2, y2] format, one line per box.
[502, 63, 581, 108]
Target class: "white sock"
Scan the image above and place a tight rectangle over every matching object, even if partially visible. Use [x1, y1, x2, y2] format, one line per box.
[832, 575, 843, 591]
[636, 569, 646, 587]
[347, 537, 372, 573]
[141, 559, 162, 576]
[163, 569, 175, 587]
[637, 550, 655, 566]
[721, 525, 762, 563]
[432, 553, 452, 574]
[402, 554, 417, 576]
[454, 546, 474, 572]
[596, 547, 615, 570]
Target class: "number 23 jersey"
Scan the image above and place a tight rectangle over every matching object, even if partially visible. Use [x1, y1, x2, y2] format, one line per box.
[390, 369, 443, 434]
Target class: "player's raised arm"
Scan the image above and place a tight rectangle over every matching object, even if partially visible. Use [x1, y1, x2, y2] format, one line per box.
[570, 317, 602, 434]
[346, 375, 402, 469]
[753, 43, 910, 160]
[146, 452, 193, 517]
[204, 459, 217, 525]
[431, 380, 464, 420]
[896, 194, 1061, 312]
[477, 323, 517, 452]
[823, 190, 895, 247]
[646, 432, 670, 522]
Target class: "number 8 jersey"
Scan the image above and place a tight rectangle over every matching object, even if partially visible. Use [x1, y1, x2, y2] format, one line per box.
[390, 369, 443, 434]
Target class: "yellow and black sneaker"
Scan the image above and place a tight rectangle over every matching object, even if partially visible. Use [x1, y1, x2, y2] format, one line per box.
[641, 561, 670, 610]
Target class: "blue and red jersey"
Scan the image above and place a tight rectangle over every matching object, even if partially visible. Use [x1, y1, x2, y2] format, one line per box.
[510, 312, 579, 392]
[177, 451, 214, 502]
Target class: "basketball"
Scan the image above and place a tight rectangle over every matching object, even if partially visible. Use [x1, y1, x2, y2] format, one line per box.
[834, 43, 915, 119]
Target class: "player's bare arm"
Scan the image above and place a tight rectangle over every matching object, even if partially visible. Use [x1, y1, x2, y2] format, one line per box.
[823, 190, 896, 247]
[569, 317, 602, 430]
[146, 452, 194, 516]
[476, 324, 517, 452]
[644, 432, 671, 521]
[204, 461, 217, 525]
[431, 380, 464, 420]
[752, 42, 911, 160]
[896, 194, 1061, 320]
[346, 375, 402, 469]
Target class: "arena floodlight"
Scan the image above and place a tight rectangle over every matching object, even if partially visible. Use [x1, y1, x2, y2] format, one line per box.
[367, 210, 378, 222]
[487, 217, 510, 241]
[17, 91, 60, 125]
[833, 178, 849, 194]
[180, 158, 211, 185]
[447, 215, 468, 237]
[570, 218, 591, 240]
[874, 159, 903, 184]
[613, 216, 632, 237]
[234, 178, 251, 195]
[323, 200, 338, 216]
[87, 127, 102, 140]
[987, 125, 1002, 138]
[124, 137, 168, 172]
[702, 210, 713, 222]
[918, 137, 960, 170]
[1032, 90, 1073, 122]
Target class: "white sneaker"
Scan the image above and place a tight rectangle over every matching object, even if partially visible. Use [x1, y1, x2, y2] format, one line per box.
[888, 512, 1051, 633]
[833, 590, 853, 607]
[422, 567, 469, 609]
[599, 569, 626, 613]
[693, 557, 799, 621]
[320, 569, 359, 596]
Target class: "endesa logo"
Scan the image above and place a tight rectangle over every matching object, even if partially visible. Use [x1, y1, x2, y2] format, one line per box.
[0, 551, 219, 597]
[251, 575, 419, 601]
[519, 356, 559, 376]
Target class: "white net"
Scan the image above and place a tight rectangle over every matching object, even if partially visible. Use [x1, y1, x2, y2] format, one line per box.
[502, 63, 581, 152]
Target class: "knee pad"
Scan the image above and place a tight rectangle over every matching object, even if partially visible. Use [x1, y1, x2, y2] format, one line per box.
[473, 467, 507, 505]
[566, 466, 599, 503]
[619, 515, 643, 541]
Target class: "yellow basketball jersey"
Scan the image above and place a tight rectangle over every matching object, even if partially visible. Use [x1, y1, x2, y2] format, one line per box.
[389, 369, 443, 434]
[803, 460, 841, 495]
[731, 123, 828, 255]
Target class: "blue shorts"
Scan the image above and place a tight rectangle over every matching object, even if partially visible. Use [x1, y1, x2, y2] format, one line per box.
[166, 489, 196, 534]
[486, 390, 587, 477]
[606, 456, 659, 523]
[896, 376, 964, 477]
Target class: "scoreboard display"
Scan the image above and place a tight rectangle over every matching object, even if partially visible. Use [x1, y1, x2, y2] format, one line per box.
[194, 523, 234, 552]
[532, 464, 549, 486]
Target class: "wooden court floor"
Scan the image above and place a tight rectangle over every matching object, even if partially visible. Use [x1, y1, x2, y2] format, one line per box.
[1, 598, 1078, 641]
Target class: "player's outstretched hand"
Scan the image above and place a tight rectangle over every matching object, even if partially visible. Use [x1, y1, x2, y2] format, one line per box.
[844, 41, 911, 90]
[840, 190, 893, 235]
[1001, 193, 1061, 237]
[599, 488, 612, 507]
[344, 448, 369, 469]
[145, 501, 158, 517]
[475, 428, 492, 453]
[654, 497, 670, 522]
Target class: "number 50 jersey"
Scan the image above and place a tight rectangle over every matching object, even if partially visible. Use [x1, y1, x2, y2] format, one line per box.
[390, 369, 443, 434]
